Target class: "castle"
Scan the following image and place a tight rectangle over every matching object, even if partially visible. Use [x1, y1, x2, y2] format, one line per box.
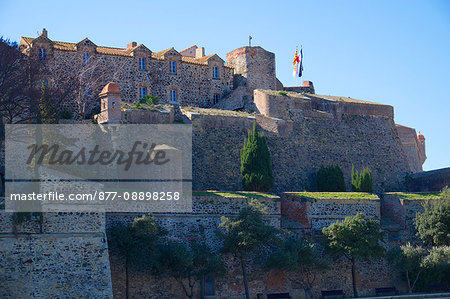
[1, 29, 444, 298]
[19, 28, 427, 179]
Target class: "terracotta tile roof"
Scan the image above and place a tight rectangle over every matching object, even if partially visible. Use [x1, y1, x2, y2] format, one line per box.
[151, 48, 174, 59]
[180, 45, 197, 53]
[21, 37, 226, 66]
[99, 82, 121, 96]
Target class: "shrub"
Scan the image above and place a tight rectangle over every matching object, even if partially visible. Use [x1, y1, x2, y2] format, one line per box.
[140, 95, 158, 106]
[316, 165, 346, 192]
[414, 187, 450, 246]
[240, 122, 274, 192]
[60, 110, 72, 119]
[351, 166, 373, 193]
[278, 91, 287, 96]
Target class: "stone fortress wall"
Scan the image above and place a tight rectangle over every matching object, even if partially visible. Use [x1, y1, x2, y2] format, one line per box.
[3, 28, 440, 298]
[0, 191, 440, 298]
[187, 103, 410, 193]
[104, 193, 409, 298]
[0, 209, 113, 298]
[281, 193, 380, 234]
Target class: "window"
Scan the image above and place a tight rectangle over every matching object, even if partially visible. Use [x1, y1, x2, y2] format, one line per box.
[139, 57, 146, 70]
[111, 102, 115, 109]
[212, 66, 220, 78]
[42, 79, 48, 87]
[213, 93, 220, 104]
[169, 61, 177, 73]
[83, 52, 91, 65]
[170, 89, 178, 103]
[139, 87, 147, 99]
[38, 48, 47, 61]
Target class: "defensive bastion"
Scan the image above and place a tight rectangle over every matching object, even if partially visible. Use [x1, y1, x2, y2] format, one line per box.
[186, 89, 411, 193]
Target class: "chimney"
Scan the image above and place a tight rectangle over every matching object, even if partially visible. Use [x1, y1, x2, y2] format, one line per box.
[303, 81, 313, 88]
[195, 47, 205, 58]
[127, 42, 137, 49]
[41, 28, 48, 38]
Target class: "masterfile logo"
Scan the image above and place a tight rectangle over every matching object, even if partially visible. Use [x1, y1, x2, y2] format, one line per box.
[4, 124, 192, 213]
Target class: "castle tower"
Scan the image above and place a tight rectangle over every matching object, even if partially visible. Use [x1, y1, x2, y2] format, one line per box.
[226, 46, 276, 91]
[97, 82, 122, 123]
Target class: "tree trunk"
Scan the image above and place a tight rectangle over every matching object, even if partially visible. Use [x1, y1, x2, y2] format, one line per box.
[406, 270, 412, 294]
[304, 287, 312, 299]
[240, 257, 250, 299]
[351, 257, 358, 298]
[125, 257, 129, 299]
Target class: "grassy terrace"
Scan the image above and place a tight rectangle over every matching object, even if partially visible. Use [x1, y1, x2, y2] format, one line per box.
[288, 192, 379, 200]
[386, 192, 441, 200]
[121, 102, 171, 112]
[192, 191, 278, 199]
[182, 107, 252, 117]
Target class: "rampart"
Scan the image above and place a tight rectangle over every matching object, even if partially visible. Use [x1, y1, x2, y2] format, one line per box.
[254, 89, 394, 120]
[0, 210, 113, 298]
[187, 103, 409, 193]
[281, 192, 380, 234]
[406, 167, 450, 192]
[105, 193, 405, 298]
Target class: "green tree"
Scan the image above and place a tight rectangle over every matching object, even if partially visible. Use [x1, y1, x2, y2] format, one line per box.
[266, 238, 328, 299]
[217, 201, 280, 299]
[414, 187, 450, 246]
[388, 244, 450, 293]
[38, 80, 59, 124]
[240, 122, 274, 192]
[159, 241, 225, 299]
[322, 213, 384, 297]
[351, 165, 360, 192]
[351, 166, 373, 193]
[316, 165, 346, 192]
[388, 243, 427, 293]
[109, 214, 166, 299]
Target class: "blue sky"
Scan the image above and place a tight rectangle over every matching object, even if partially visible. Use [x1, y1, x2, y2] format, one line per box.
[1, 0, 449, 171]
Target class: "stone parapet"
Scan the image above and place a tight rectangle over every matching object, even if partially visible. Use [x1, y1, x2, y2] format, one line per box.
[281, 192, 380, 233]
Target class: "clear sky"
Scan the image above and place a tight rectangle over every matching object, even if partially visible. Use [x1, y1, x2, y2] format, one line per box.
[1, 0, 449, 171]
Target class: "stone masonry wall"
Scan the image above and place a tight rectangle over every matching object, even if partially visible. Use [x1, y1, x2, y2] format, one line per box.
[382, 192, 434, 236]
[226, 47, 276, 92]
[106, 194, 281, 298]
[25, 44, 233, 116]
[190, 109, 409, 193]
[0, 211, 113, 298]
[105, 193, 406, 298]
[281, 193, 380, 234]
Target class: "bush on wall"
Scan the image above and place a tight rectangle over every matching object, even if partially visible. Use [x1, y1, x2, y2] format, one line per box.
[351, 166, 373, 193]
[316, 165, 346, 192]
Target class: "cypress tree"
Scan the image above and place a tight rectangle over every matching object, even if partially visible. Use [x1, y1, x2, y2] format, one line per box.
[240, 122, 273, 192]
[38, 80, 59, 124]
[359, 167, 373, 193]
[351, 166, 373, 193]
[316, 165, 346, 192]
[351, 165, 360, 192]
